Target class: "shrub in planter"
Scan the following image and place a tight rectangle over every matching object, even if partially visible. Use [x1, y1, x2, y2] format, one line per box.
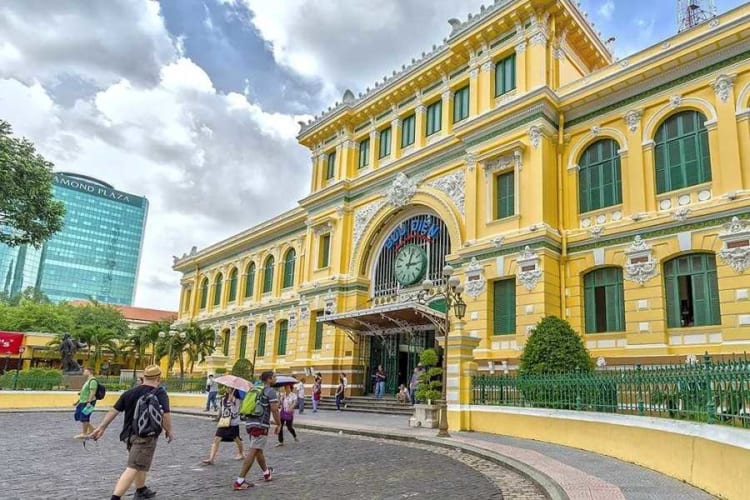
[415, 348, 442, 404]
[231, 358, 253, 380]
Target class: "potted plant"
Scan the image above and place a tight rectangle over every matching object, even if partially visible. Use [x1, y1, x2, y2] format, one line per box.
[409, 348, 442, 428]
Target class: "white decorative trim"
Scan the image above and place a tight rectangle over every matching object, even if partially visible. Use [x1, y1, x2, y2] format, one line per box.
[643, 96, 718, 143]
[480, 60, 493, 72]
[672, 207, 690, 222]
[516, 246, 542, 291]
[528, 126, 543, 149]
[711, 74, 735, 104]
[624, 110, 642, 133]
[530, 31, 548, 46]
[463, 257, 486, 299]
[670, 95, 682, 107]
[427, 170, 465, 215]
[465, 154, 477, 172]
[736, 81, 750, 116]
[323, 289, 337, 316]
[567, 127, 628, 170]
[469, 67, 479, 80]
[718, 217, 750, 273]
[589, 226, 603, 239]
[624, 236, 658, 286]
[350, 200, 384, 261]
[386, 172, 418, 208]
[515, 41, 527, 54]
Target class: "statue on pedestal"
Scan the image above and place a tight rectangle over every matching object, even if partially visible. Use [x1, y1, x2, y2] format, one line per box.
[60, 333, 87, 374]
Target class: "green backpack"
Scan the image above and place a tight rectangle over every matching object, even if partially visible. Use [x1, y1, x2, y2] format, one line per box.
[239, 386, 265, 419]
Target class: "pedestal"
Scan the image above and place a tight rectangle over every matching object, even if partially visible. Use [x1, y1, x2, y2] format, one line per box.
[63, 374, 87, 391]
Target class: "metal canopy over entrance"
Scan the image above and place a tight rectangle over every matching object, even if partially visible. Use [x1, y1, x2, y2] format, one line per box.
[319, 302, 445, 395]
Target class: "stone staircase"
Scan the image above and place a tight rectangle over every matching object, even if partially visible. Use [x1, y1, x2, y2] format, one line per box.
[312, 395, 415, 416]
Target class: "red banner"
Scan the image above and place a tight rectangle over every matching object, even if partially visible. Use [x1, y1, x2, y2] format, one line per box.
[0, 332, 25, 355]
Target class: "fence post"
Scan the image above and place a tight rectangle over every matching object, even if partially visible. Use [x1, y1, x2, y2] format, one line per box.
[704, 352, 715, 424]
[636, 364, 644, 416]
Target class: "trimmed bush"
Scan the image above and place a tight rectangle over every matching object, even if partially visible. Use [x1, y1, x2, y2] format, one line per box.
[520, 316, 594, 375]
[231, 358, 253, 380]
[415, 348, 442, 404]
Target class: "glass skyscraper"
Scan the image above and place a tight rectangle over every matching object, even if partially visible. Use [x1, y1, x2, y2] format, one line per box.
[0, 172, 148, 305]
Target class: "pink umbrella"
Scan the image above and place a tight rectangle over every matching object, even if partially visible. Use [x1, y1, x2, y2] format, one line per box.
[214, 374, 252, 392]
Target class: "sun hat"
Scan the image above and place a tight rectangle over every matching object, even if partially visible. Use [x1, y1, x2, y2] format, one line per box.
[143, 365, 162, 378]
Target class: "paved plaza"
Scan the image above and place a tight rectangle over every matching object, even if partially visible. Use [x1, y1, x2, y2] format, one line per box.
[0, 412, 531, 500]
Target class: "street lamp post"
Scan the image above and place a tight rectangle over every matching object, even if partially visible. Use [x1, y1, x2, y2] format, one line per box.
[418, 264, 467, 438]
[12, 346, 26, 390]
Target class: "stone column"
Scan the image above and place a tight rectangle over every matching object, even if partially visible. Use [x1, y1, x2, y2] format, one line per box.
[369, 128, 379, 170]
[438, 319, 480, 432]
[623, 111, 646, 215]
[390, 116, 401, 161]
[711, 75, 742, 193]
[478, 59, 493, 113]
[468, 65, 480, 117]
[527, 16, 549, 89]
[515, 40, 528, 93]
[415, 103, 426, 148]
[441, 86, 452, 136]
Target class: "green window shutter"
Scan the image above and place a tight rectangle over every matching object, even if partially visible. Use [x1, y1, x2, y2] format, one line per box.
[401, 114, 415, 147]
[283, 250, 296, 288]
[277, 320, 288, 356]
[654, 110, 711, 194]
[426, 100, 442, 136]
[257, 324, 266, 357]
[228, 270, 237, 302]
[263, 257, 274, 293]
[493, 279, 516, 335]
[223, 331, 230, 356]
[583, 273, 597, 333]
[244, 264, 255, 298]
[453, 86, 469, 123]
[494, 54, 516, 96]
[358, 138, 370, 168]
[495, 172, 514, 219]
[326, 153, 336, 180]
[578, 139, 622, 212]
[320, 234, 330, 268]
[706, 260, 721, 326]
[213, 274, 223, 306]
[199, 279, 208, 309]
[239, 328, 247, 359]
[584, 268, 625, 333]
[314, 313, 323, 350]
[379, 127, 391, 158]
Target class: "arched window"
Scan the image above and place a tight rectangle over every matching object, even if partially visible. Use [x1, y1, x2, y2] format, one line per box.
[654, 110, 711, 194]
[238, 326, 248, 359]
[199, 278, 209, 309]
[277, 319, 288, 356]
[262, 256, 275, 294]
[227, 268, 238, 303]
[663, 253, 720, 328]
[256, 323, 267, 357]
[583, 267, 625, 333]
[213, 273, 223, 307]
[244, 262, 256, 299]
[222, 329, 230, 356]
[283, 249, 296, 288]
[578, 139, 622, 213]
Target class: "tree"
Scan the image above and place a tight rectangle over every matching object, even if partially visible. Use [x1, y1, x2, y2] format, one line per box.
[231, 358, 253, 380]
[0, 301, 74, 333]
[415, 348, 443, 404]
[0, 120, 65, 247]
[519, 316, 594, 375]
[68, 301, 129, 372]
[184, 323, 216, 374]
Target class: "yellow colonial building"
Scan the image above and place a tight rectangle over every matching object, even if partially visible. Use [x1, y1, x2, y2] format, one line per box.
[173, 0, 750, 396]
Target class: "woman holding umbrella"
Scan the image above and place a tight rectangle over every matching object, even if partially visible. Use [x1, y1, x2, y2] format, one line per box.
[202, 375, 251, 464]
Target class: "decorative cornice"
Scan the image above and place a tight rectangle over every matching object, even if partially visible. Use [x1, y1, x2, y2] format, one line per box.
[711, 74, 735, 104]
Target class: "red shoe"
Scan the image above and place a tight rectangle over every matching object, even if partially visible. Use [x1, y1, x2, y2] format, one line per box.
[263, 467, 274, 481]
[232, 480, 254, 490]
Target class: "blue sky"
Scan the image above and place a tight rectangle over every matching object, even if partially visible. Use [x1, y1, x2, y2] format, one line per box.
[0, 0, 744, 308]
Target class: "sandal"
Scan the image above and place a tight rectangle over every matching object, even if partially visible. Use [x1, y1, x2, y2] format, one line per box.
[232, 480, 254, 490]
[201, 459, 214, 465]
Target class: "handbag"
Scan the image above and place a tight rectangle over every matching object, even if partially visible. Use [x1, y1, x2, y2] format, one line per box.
[280, 409, 293, 421]
[217, 416, 231, 428]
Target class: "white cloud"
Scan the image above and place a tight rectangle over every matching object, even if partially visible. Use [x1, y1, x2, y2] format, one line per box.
[0, 1, 312, 311]
[598, 1, 615, 20]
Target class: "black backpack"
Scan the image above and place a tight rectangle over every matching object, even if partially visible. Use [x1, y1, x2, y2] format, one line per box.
[131, 387, 164, 438]
[94, 379, 106, 400]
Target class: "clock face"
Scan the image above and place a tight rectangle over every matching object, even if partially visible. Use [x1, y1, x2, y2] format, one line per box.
[394, 244, 427, 286]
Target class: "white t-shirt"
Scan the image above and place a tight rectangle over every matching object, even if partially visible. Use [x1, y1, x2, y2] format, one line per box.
[296, 382, 305, 398]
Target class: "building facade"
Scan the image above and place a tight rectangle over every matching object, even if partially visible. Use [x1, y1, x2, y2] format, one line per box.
[0, 172, 149, 305]
[173, 0, 750, 396]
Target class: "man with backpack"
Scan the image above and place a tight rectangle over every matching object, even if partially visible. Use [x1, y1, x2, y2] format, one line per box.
[233, 371, 280, 490]
[73, 366, 101, 439]
[90, 364, 174, 500]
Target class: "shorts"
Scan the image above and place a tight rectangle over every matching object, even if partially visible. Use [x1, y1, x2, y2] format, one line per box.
[216, 425, 240, 442]
[73, 402, 95, 422]
[245, 427, 268, 450]
[127, 436, 158, 472]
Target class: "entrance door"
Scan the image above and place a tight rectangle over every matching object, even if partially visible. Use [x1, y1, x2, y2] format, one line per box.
[367, 330, 434, 396]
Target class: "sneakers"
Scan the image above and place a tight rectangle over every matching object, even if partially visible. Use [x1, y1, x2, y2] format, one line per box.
[232, 480, 254, 490]
[133, 487, 157, 499]
[274, 442, 284, 447]
[263, 467, 274, 481]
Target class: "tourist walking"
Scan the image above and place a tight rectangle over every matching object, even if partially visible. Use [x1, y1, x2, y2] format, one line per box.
[205, 374, 219, 412]
[73, 366, 99, 439]
[202, 388, 244, 464]
[312, 376, 322, 413]
[295, 377, 305, 414]
[374, 365, 386, 399]
[335, 376, 345, 411]
[233, 371, 280, 490]
[409, 365, 422, 405]
[90, 365, 173, 500]
[276, 384, 298, 446]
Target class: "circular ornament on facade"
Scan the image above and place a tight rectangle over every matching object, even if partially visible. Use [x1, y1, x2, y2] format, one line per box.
[596, 214, 606, 225]
[698, 190, 711, 201]
[678, 194, 691, 206]
[659, 199, 672, 210]
[394, 244, 428, 286]
[581, 218, 591, 228]
[611, 211, 622, 221]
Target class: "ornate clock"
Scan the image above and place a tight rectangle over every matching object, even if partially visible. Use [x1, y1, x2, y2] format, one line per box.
[394, 244, 428, 286]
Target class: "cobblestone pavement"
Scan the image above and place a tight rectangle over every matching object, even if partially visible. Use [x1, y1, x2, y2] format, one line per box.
[0, 412, 543, 500]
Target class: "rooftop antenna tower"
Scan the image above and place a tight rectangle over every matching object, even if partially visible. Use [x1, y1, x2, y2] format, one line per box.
[677, 0, 717, 32]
